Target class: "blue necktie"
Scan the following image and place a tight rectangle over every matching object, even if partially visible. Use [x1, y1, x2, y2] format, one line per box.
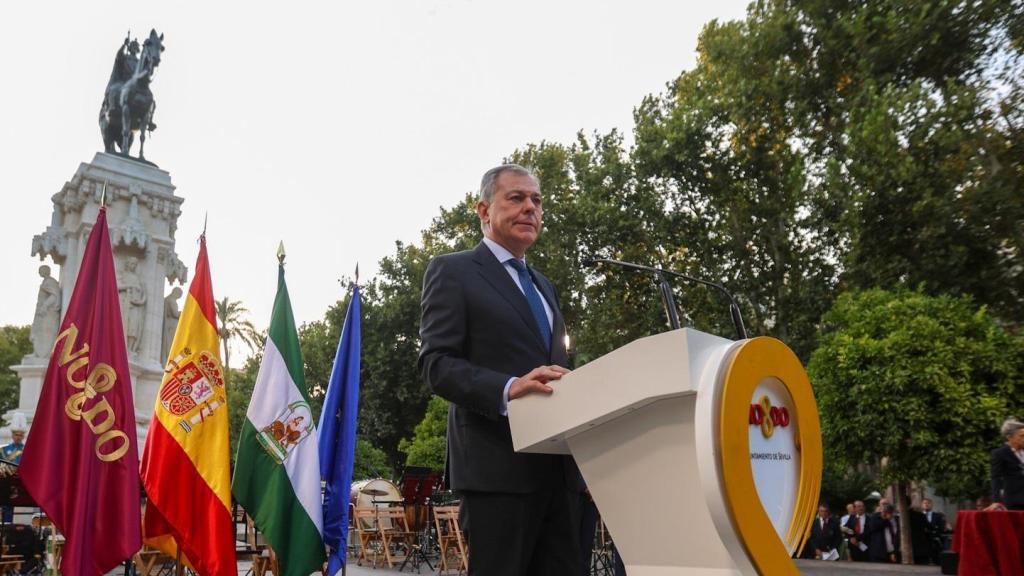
[507, 259, 552, 350]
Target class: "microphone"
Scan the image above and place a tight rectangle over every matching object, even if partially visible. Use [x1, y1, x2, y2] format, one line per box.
[583, 257, 748, 340]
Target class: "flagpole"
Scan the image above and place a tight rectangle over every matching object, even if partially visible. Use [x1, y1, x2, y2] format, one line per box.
[342, 264, 355, 576]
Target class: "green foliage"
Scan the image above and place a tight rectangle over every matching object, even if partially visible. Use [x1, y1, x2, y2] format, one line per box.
[808, 288, 1024, 501]
[227, 354, 261, 464]
[289, 0, 1024, 492]
[0, 326, 30, 418]
[215, 297, 263, 377]
[508, 135, 673, 363]
[819, 464, 876, 515]
[354, 439, 393, 480]
[398, 396, 448, 472]
[630, 0, 1024, 359]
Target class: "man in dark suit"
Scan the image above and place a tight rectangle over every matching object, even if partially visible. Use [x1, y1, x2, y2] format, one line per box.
[921, 498, 947, 564]
[419, 164, 581, 576]
[989, 418, 1024, 511]
[806, 503, 841, 559]
[864, 503, 899, 563]
[844, 500, 869, 561]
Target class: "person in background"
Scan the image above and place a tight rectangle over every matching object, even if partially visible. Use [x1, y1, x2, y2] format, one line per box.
[807, 503, 842, 560]
[921, 498, 947, 564]
[987, 418, 1024, 511]
[840, 503, 854, 527]
[1, 427, 25, 522]
[845, 500, 869, 562]
[865, 503, 899, 563]
[838, 502, 854, 560]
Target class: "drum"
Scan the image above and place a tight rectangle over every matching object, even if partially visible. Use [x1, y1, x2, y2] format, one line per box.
[350, 479, 402, 530]
[350, 478, 401, 508]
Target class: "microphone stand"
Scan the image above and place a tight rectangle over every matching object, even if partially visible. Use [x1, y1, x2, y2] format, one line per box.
[655, 271, 682, 330]
[584, 257, 748, 340]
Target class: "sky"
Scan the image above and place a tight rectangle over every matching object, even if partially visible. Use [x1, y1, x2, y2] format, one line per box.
[0, 1, 750, 351]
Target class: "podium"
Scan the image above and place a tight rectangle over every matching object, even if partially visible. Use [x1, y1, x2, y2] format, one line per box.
[509, 328, 822, 576]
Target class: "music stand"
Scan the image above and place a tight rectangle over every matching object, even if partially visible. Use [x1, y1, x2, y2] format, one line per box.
[397, 467, 442, 573]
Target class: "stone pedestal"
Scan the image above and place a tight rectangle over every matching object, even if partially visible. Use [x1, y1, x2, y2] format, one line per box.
[7, 152, 188, 450]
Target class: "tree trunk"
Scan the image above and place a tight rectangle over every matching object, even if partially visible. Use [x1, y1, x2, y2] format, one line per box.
[221, 338, 231, 383]
[894, 481, 914, 564]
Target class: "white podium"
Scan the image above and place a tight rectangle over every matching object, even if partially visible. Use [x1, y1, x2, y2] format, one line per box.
[509, 328, 822, 576]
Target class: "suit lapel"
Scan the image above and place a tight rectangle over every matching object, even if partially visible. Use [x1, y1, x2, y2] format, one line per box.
[472, 243, 549, 353]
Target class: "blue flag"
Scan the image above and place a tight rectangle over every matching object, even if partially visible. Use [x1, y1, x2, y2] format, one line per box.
[318, 285, 361, 575]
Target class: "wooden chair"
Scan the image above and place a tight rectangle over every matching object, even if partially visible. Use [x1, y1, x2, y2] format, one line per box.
[0, 556, 22, 576]
[433, 505, 468, 575]
[352, 506, 384, 567]
[132, 546, 175, 576]
[376, 506, 416, 568]
[251, 546, 279, 576]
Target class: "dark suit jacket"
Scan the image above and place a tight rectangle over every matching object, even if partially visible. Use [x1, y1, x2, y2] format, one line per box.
[909, 509, 930, 564]
[843, 514, 869, 560]
[809, 516, 841, 554]
[924, 510, 946, 535]
[864, 513, 899, 563]
[991, 444, 1024, 508]
[419, 242, 580, 494]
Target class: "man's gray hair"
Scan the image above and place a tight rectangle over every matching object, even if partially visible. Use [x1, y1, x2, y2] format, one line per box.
[479, 164, 538, 203]
[1001, 418, 1024, 439]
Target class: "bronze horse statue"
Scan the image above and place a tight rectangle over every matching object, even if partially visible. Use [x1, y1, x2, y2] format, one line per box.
[99, 30, 164, 161]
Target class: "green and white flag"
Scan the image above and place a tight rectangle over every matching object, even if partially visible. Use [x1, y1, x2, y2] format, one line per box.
[233, 257, 325, 576]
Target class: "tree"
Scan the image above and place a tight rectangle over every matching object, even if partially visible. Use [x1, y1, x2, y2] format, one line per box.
[630, 0, 1024, 361]
[632, 7, 841, 359]
[353, 439, 393, 480]
[809, 288, 1024, 561]
[215, 297, 262, 378]
[227, 354, 261, 463]
[398, 395, 447, 472]
[0, 326, 31, 418]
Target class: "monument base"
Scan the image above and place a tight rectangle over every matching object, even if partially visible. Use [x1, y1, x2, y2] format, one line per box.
[6, 354, 163, 452]
[13, 150, 187, 453]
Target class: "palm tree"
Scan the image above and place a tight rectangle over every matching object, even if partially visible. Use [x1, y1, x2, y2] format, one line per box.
[215, 297, 262, 379]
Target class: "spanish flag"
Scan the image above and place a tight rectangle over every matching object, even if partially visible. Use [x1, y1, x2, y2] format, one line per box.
[140, 235, 234, 576]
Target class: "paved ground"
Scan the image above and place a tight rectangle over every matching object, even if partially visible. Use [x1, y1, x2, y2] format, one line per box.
[339, 558, 945, 575]
[795, 559, 943, 575]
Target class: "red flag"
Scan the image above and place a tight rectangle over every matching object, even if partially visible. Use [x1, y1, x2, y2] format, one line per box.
[20, 207, 142, 576]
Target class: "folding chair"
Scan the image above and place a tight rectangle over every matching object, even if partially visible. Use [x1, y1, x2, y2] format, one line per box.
[353, 506, 384, 567]
[433, 505, 467, 575]
[376, 507, 416, 568]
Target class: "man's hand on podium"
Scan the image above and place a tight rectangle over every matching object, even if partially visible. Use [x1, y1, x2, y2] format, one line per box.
[509, 365, 570, 400]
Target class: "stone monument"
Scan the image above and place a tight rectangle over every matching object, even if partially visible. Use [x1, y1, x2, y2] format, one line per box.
[7, 30, 185, 448]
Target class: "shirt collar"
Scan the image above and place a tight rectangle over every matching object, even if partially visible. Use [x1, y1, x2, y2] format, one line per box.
[483, 236, 525, 267]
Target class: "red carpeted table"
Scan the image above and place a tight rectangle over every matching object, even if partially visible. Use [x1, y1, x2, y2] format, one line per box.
[953, 510, 1024, 575]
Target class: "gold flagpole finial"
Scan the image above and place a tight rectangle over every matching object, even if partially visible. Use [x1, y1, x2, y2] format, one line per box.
[100, 181, 108, 208]
[277, 241, 286, 265]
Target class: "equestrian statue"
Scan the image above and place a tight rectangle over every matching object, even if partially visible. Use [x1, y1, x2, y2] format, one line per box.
[99, 29, 165, 162]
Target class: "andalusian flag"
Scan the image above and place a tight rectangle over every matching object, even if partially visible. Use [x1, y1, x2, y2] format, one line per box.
[140, 235, 235, 576]
[233, 248, 325, 576]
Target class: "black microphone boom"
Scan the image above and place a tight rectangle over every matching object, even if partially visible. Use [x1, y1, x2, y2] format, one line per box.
[583, 257, 748, 340]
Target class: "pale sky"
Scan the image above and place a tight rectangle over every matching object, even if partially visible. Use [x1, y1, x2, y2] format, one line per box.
[1, 1, 750, 345]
